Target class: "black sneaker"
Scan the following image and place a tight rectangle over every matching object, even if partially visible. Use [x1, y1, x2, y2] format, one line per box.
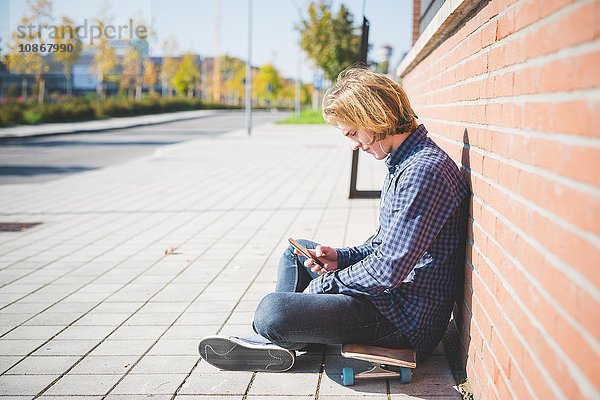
[198, 335, 295, 372]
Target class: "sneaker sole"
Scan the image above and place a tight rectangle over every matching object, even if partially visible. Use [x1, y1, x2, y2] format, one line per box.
[198, 336, 295, 372]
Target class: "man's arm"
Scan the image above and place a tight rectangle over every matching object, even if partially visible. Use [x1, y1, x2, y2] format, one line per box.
[335, 235, 375, 269]
[308, 165, 459, 296]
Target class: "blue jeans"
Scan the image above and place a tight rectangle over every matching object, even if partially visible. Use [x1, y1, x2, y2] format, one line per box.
[253, 239, 411, 351]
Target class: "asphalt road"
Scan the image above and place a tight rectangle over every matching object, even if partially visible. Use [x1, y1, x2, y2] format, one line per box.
[0, 110, 289, 185]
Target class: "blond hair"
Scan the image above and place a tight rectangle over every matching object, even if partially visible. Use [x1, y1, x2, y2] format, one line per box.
[322, 66, 418, 144]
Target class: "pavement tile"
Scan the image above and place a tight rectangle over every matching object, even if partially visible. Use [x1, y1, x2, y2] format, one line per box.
[161, 325, 219, 340]
[130, 355, 198, 374]
[87, 340, 154, 356]
[319, 397, 387, 400]
[43, 374, 123, 396]
[175, 312, 230, 326]
[216, 324, 256, 338]
[69, 355, 139, 375]
[179, 371, 253, 395]
[33, 339, 99, 356]
[0, 339, 47, 355]
[105, 396, 171, 400]
[124, 313, 179, 326]
[175, 396, 243, 400]
[248, 372, 319, 396]
[23, 312, 79, 326]
[108, 325, 168, 340]
[137, 301, 189, 313]
[389, 374, 461, 398]
[72, 313, 130, 326]
[110, 373, 187, 395]
[54, 325, 116, 340]
[46, 302, 98, 313]
[318, 371, 388, 397]
[0, 374, 59, 395]
[146, 339, 198, 356]
[4, 355, 79, 375]
[0, 325, 65, 340]
[0, 356, 22, 372]
[38, 396, 103, 400]
[0, 313, 36, 326]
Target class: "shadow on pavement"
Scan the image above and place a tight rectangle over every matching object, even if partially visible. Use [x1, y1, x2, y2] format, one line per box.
[0, 165, 98, 176]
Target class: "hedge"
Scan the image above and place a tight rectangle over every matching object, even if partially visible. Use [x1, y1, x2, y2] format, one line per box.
[0, 97, 241, 127]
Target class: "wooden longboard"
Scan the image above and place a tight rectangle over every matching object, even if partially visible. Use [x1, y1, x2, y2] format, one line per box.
[341, 343, 417, 369]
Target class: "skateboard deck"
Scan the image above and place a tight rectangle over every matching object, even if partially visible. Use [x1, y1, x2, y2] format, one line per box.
[340, 343, 417, 386]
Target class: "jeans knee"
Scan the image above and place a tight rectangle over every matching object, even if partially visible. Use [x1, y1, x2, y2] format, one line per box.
[253, 293, 288, 341]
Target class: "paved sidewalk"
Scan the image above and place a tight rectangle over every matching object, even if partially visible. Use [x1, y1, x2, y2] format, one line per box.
[0, 109, 220, 139]
[0, 123, 461, 399]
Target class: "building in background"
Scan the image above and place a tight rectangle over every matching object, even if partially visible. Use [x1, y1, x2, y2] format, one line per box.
[397, 0, 599, 399]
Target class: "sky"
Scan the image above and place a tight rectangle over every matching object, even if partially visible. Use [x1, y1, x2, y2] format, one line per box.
[1, 0, 413, 83]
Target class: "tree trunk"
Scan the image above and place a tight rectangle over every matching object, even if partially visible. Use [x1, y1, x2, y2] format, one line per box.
[97, 74, 104, 100]
[66, 74, 72, 98]
[21, 78, 28, 102]
[37, 78, 45, 104]
[135, 83, 142, 101]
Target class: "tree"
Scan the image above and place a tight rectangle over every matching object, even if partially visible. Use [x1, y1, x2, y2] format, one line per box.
[90, 20, 118, 100]
[172, 53, 200, 97]
[221, 55, 246, 105]
[8, 0, 52, 103]
[298, 0, 360, 81]
[254, 63, 282, 107]
[142, 59, 157, 96]
[160, 36, 179, 97]
[53, 16, 82, 98]
[120, 45, 142, 99]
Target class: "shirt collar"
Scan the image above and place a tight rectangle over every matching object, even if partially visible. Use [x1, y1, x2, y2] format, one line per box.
[385, 124, 428, 173]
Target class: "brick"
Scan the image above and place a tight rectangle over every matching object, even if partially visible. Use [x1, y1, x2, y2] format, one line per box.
[538, 57, 576, 93]
[514, 0, 541, 31]
[481, 20, 498, 48]
[574, 50, 600, 90]
[503, 35, 527, 66]
[489, 46, 506, 71]
[551, 100, 599, 137]
[497, 6, 516, 40]
[513, 64, 538, 95]
[524, 102, 552, 131]
[494, 71, 514, 97]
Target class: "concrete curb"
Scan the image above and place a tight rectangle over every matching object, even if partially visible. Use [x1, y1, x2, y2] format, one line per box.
[0, 109, 225, 140]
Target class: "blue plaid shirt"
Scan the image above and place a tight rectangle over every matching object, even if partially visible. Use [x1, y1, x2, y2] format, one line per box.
[308, 125, 470, 359]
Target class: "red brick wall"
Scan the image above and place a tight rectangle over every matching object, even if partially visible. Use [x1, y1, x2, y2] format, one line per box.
[400, 0, 600, 398]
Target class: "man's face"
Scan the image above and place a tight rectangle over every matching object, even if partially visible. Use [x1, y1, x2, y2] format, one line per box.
[339, 124, 388, 160]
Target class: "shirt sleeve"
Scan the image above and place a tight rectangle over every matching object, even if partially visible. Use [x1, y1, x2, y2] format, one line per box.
[307, 165, 459, 296]
[335, 235, 375, 269]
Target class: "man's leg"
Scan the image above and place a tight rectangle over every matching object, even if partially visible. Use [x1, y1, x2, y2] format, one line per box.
[253, 291, 411, 351]
[275, 239, 320, 293]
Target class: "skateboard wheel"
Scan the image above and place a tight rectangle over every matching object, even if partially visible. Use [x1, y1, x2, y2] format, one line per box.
[341, 367, 355, 386]
[400, 367, 412, 383]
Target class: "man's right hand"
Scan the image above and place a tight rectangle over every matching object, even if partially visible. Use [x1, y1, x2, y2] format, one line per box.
[295, 245, 339, 275]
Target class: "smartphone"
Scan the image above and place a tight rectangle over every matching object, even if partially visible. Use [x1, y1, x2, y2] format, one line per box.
[288, 238, 325, 268]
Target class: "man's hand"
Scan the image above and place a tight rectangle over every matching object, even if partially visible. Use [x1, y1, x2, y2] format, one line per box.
[294, 245, 338, 275]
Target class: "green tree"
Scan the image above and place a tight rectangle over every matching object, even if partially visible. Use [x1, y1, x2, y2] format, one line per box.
[8, 0, 52, 103]
[142, 59, 158, 96]
[299, 0, 360, 81]
[90, 20, 118, 100]
[160, 36, 179, 97]
[172, 53, 200, 97]
[53, 16, 82, 98]
[120, 45, 142, 99]
[254, 63, 282, 107]
[221, 55, 246, 105]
